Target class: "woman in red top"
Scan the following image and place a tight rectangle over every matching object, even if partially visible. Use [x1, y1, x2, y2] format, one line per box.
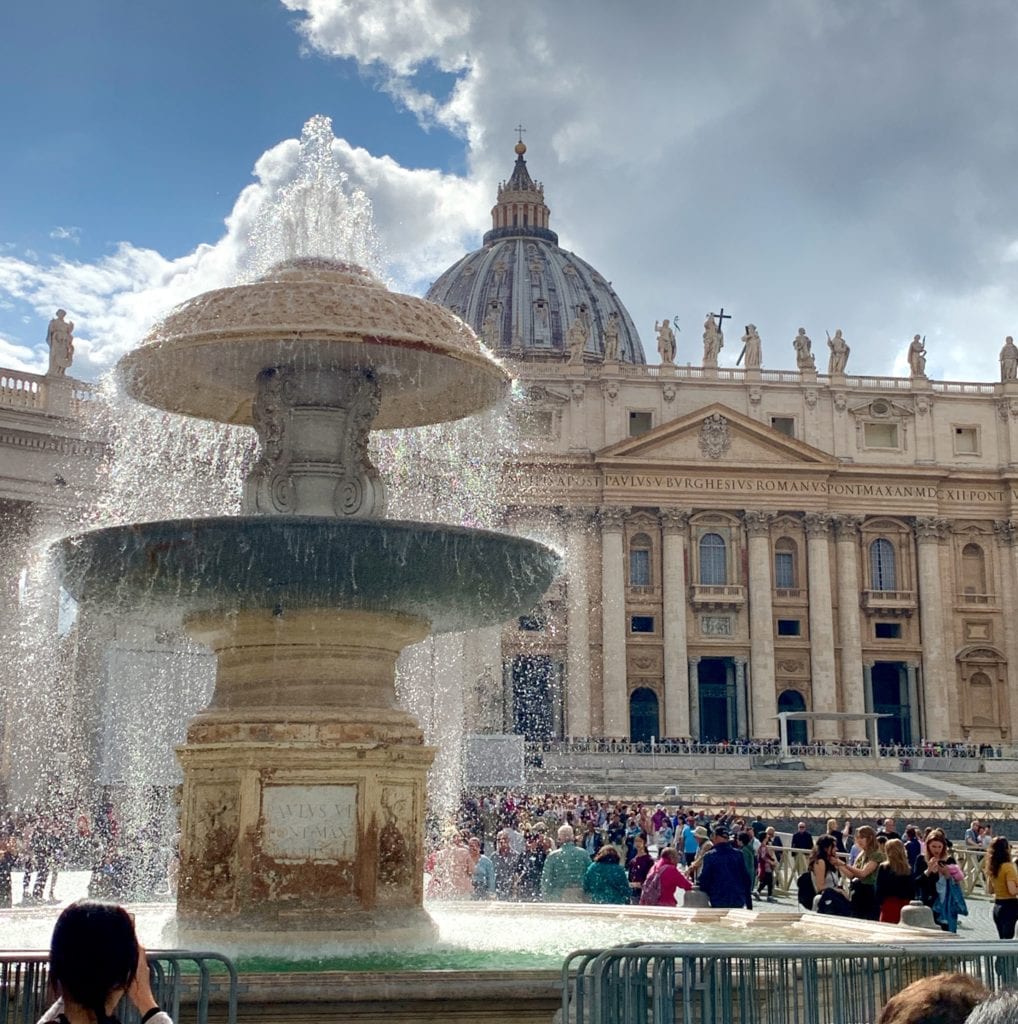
[643, 847, 693, 906]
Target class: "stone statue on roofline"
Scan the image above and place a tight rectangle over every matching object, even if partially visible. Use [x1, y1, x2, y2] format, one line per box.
[740, 324, 762, 369]
[702, 313, 723, 367]
[46, 309, 74, 376]
[566, 317, 588, 364]
[907, 334, 927, 377]
[602, 311, 620, 361]
[826, 329, 850, 375]
[1000, 336, 1018, 382]
[655, 318, 677, 365]
[793, 327, 815, 371]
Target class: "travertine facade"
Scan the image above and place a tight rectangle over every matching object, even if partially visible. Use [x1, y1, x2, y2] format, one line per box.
[430, 143, 1018, 747]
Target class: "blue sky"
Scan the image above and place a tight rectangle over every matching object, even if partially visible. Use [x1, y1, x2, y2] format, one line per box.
[1, 2, 1017, 381]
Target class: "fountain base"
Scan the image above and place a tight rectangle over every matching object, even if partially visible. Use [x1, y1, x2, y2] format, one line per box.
[175, 608, 437, 934]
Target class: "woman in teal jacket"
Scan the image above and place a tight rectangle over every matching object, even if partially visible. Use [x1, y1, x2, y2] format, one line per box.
[583, 846, 632, 904]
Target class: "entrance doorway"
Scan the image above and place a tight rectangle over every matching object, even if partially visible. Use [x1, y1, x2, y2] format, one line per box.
[777, 690, 808, 744]
[871, 661, 911, 744]
[698, 658, 736, 741]
[511, 655, 555, 741]
[629, 688, 660, 744]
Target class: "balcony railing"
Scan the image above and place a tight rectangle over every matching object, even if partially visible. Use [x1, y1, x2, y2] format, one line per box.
[959, 591, 994, 605]
[861, 589, 916, 613]
[774, 587, 805, 601]
[690, 584, 745, 608]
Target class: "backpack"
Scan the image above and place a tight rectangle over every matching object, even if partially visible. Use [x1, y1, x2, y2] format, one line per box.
[796, 869, 816, 909]
[640, 863, 663, 905]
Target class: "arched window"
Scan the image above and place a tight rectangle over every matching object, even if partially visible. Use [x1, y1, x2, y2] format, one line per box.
[629, 533, 652, 587]
[778, 689, 808, 745]
[870, 538, 897, 591]
[699, 533, 727, 585]
[961, 542, 987, 596]
[774, 537, 797, 590]
[629, 688, 660, 744]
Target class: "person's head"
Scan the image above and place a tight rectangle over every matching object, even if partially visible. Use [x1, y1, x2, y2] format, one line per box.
[557, 824, 575, 845]
[855, 825, 877, 851]
[594, 845, 620, 864]
[634, 832, 648, 852]
[765, 826, 776, 839]
[809, 835, 837, 867]
[925, 829, 948, 860]
[884, 839, 910, 876]
[966, 989, 1018, 1023]
[50, 901, 140, 1021]
[905, 825, 917, 839]
[883, 818, 896, 833]
[659, 847, 679, 865]
[986, 836, 1012, 877]
[468, 836, 482, 857]
[797, 822, 808, 833]
[712, 825, 730, 843]
[827, 818, 838, 834]
[496, 831, 510, 855]
[876, 971, 988, 1024]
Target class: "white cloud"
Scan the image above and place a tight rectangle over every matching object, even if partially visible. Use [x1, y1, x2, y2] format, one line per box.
[0, 335, 46, 375]
[4, 1, 1018, 385]
[49, 226, 81, 244]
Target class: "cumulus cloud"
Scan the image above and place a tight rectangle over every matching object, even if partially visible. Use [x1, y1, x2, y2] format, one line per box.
[49, 226, 81, 244]
[4, 1, 1018, 384]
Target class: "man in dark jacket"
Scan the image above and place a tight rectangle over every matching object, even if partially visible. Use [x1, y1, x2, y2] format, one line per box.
[697, 825, 752, 909]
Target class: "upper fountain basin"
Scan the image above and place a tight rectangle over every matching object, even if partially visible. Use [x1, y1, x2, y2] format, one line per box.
[55, 516, 560, 633]
[118, 259, 510, 429]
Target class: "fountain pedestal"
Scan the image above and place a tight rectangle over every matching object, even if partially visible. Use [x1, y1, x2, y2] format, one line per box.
[175, 609, 437, 937]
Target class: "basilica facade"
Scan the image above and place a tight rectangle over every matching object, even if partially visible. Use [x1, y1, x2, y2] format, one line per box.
[427, 141, 1018, 748]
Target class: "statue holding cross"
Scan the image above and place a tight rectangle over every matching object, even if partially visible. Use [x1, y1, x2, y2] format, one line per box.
[703, 308, 729, 367]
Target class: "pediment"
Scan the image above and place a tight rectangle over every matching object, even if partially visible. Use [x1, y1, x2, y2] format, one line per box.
[596, 403, 838, 468]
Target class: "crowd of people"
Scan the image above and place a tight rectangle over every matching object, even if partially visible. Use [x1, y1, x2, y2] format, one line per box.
[431, 792, 1018, 939]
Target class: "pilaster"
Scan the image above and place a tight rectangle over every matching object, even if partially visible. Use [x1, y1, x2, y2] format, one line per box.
[993, 520, 1018, 739]
[600, 506, 629, 736]
[563, 507, 596, 737]
[832, 515, 866, 740]
[805, 513, 839, 739]
[744, 510, 777, 738]
[660, 509, 691, 738]
[915, 517, 951, 739]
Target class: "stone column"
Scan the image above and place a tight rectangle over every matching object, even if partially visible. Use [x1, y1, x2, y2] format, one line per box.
[832, 515, 866, 740]
[744, 511, 777, 738]
[905, 662, 921, 744]
[805, 513, 839, 739]
[688, 657, 701, 740]
[735, 659, 748, 739]
[916, 517, 950, 739]
[600, 507, 629, 736]
[564, 507, 596, 737]
[863, 663, 874, 714]
[994, 521, 1018, 740]
[660, 509, 690, 738]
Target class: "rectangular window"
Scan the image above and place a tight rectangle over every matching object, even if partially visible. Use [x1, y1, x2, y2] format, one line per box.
[875, 622, 902, 639]
[774, 552, 795, 589]
[630, 615, 655, 634]
[771, 416, 795, 438]
[629, 411, 653, 436]
[629, 549, 651, 586]
[864, 422, 899, 448]
[954, 426, 979, 454]
[777, 619, 801, 636]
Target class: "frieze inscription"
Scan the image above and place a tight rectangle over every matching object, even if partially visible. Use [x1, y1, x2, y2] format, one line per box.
[262, 784, 357, 862]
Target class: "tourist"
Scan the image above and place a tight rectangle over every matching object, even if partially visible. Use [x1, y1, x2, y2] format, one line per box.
[687, 826, 713, 880]
[913, 829, 961, 932]
[425, 830, 474, 900]
[735, 830, 757, 887]
[966, 989, 1018, 1023]
[765, 825, 783, 862]
[697, 825, 752, 909]
[827, 818, 851, 854]
[876, 972, 989, 1024]
[582, 846, 631, 905]
[467, 836, 495, 899]
[37, 900, 171, 1024]
[517, 830, 549, 902]
[984, 836, 1018, 939]
[903, 825, 922, 869]
[838, 824, 885, 920]
[807, 835, 850, 915]
[490, 831, 521, 901]
[639, 847, 692, 907]
[965, 820, 984, 849]
[875, 839, 915, 924]
[626, 832, 653, 903]
[540, 824, 590, 902]
[756, 832, 777, 902]
[681, 816, 699, 866]
[879, 817, 901, 841]
[790, 821, 814, 852]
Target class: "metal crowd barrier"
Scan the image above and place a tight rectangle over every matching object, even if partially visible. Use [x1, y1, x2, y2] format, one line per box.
[562, 941, 1018, 1024]
[0, 951, 237, 1024]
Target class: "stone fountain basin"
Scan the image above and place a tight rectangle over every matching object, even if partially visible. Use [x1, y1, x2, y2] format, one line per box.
[55, 516, 560, 632]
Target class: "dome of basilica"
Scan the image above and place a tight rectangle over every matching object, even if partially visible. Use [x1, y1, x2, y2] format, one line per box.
[426, 141, 645, 364]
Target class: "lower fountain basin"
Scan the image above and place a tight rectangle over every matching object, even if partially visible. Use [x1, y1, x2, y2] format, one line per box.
[55, 516, 560, 632]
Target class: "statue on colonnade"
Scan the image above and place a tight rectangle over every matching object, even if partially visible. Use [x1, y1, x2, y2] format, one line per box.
[1000, 336, 1018, 382]
[46, 309, 74, 376]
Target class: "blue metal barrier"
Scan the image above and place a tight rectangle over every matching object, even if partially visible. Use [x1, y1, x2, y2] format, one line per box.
[0, 951, 237, 1024]
[562, 941, 1018, 1024]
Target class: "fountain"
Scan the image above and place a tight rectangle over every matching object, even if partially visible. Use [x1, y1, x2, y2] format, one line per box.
[55, 246, 559, 938]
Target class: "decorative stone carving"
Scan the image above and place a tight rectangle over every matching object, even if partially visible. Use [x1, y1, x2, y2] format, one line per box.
[662, 382, 676, 403]
[570, 382, 585, 402]
[833, 392, 847, 412]
[826, 329, 849, 374]
[702, 313, 723, 367]
[600, 506, 628, 531]
[793, 328, 815, 371]
[748, 386, 762, 406]
[804, 512, 831, 538]
[602, 312, 620, 361]
[1001, 336, 1018, 382]
[907, 335, 927, 377]
[914, 393, 932, 416]
[46, 309, 74, 376]
[655, 319, 677, 365]
[993, 520, 1016, 546]
[740, 324, 762, 369]
[831, 514, 863, 539]
[700, 615, 733, 636]
[778, 659, 804, 674]
[996, 398, 1018, 421]
[659, 509, 691, 533]
[804, 388, 818, 409]
[566, 317, 587, 364]
[602, 380, 619, 403]
[743, 510, 774, 537]
[914, 516, 950, 542]
[698, 413, 731, 459]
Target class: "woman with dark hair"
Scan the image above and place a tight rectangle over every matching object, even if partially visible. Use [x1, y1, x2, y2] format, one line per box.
[38, 899, 170, 1024]
[806, 835, 850, 914]
[913, 829, 962, 932]
[626, 832, 653, 904]
[984, 836, 1018, 939]
[582, 845, 632, 904]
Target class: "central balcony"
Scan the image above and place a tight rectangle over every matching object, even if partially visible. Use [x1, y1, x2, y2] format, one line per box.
[690, 584, 745, 609]
[861, 589, 916, 615]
